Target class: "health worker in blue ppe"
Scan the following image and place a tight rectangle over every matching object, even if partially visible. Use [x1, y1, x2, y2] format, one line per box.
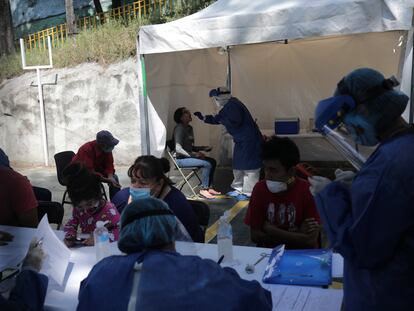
[194, 87, 263, 201]
[77, 198, 272, 311]
[309, 68, 414, 311]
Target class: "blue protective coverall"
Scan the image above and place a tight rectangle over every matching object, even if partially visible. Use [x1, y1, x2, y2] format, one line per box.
[77, 250, 272, 311]
[0, 269, 48, 311]
[315, 132, 414, 311]
[204, 97, 263, 170]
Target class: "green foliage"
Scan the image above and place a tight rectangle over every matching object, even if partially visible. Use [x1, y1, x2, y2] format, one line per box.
[0, 0, 216, 82]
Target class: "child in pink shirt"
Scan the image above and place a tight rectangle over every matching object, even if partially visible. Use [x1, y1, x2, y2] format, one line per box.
[62, 163, 120, 247]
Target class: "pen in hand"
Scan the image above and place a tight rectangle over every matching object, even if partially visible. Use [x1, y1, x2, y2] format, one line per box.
[217, 255, 224, 265]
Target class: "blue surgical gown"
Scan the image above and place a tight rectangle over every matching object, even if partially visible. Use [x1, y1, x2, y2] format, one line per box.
[77, 250, 272, 311]
[315, 132, 414, 311]
[204, 97, 263, 170]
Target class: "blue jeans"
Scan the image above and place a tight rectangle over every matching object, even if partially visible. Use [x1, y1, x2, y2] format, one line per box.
[176, 157, 216, 188]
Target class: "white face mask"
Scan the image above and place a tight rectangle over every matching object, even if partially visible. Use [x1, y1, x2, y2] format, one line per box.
[266, 180, 287, 193]
[213, 95, 230, 108]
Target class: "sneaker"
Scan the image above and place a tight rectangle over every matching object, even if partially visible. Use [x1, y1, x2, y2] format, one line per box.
[226, 190, 240, 197]
[235, 193, 250, 201]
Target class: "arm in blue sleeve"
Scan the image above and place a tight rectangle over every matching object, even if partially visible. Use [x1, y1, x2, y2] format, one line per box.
[204, 114, 221, 125]
[4, 269, 49, 310]
[316, 164, 414, 269]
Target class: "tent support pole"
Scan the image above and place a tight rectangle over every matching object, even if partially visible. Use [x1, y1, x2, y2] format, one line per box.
[137, 39, 150, 155]
[410, 29, 414, 124]
[226, 46, 232, 92]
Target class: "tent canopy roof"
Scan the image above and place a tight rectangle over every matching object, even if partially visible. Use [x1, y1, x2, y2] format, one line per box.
[138, 0, 413, 55]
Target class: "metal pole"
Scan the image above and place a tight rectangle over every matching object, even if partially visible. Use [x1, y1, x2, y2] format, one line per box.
[19, 39, 27, 68]
[36, 68, 49, 166]
[48, 36, 53, 67]
[226, 46, 232, 92]
[141, 54, 150, 155]
[136, 37, 150, 155]
[410, 29, 414, 124]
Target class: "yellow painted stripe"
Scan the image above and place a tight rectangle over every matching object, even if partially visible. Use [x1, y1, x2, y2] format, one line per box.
[204, 200, 249, 243]
[329, 281, 343, 289]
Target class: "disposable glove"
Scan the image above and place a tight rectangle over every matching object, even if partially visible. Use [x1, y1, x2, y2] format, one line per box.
[308, 176, 331, 196]
[193, 112, 204, 120]
[22, 238, 46, 272]
[334, 169, 355, 187]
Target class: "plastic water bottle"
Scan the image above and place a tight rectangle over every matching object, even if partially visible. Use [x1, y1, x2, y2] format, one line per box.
[94, 221, 110, 261]
[217, 211, 233, 263]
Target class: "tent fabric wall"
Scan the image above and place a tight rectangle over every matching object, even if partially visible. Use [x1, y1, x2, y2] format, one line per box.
[231, 31, 406, 132]
[144, 48, 227, 158]
[137, 0, 414, 159]
[144, 31, 406, 158]
[139, 0, 413, 54]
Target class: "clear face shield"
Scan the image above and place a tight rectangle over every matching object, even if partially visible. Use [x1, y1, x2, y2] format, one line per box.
[210, 96, 230, 109]
[209, 87, 232, 110]
[315, 95, 366, 170]
[320, 124, 366, 170]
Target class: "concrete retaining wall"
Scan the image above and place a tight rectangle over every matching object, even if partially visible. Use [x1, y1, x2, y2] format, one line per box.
[0, 58, 141, 167]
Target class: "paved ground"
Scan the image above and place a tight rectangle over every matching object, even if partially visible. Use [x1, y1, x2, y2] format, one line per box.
[15, 165, 255, 246]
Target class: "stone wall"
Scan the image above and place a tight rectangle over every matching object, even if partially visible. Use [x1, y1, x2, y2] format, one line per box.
[0, 58, 141, 167]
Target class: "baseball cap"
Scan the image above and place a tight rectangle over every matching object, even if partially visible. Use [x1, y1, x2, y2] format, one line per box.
[96, 130, 119, 146]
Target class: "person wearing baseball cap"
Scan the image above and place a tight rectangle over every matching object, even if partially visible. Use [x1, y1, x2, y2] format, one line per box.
[71, 130, 121, 199]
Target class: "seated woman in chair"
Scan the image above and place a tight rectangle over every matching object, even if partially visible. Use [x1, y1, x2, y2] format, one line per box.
[173, 107, 220, 199]
[111, 156, 203, 242]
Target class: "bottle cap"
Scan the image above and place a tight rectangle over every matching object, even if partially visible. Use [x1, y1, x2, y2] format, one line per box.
[96, 220, 109, 228]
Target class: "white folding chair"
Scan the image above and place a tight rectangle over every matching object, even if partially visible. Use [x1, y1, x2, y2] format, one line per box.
[166, 141, 202, 198]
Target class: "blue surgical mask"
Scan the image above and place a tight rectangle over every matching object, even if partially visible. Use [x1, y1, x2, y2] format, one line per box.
[129, 187, 151, 201]
[343, 112, 379, 146]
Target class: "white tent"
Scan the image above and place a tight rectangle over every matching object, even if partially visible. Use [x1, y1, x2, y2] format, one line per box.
[136, 0, 414, 160]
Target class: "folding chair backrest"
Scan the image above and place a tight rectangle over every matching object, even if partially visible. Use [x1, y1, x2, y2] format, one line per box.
[54, 151, 75, 186]
[165, 150, 200, 196]
[166, 139, 175, 152]
[37, 201, 64, 229]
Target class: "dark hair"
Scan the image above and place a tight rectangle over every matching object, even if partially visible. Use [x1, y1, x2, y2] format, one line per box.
[63, 162, 102, 207]
[173, 107, 187, 124]
[128, 156, 172, 184]
[262, 136, 300, 170]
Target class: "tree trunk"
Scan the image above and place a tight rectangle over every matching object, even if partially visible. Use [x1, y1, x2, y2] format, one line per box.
[65, 0, 77, 35]
[93, 0, 103, 14]
[0, 0, 15, 56]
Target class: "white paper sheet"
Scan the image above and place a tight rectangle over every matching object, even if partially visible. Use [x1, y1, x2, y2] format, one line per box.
[265, 285, 343, 311]
[36, 215, 71, 287]
[332, 253, 344, 278]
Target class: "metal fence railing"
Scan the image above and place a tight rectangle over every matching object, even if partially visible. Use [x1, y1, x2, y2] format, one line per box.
[20, 0, 173, 51]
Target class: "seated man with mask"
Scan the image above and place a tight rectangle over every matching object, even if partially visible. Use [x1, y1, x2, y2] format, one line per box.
[244, 136, 320, 249]
[72, 130, 121, 199]
[78, 198, 272, 311]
